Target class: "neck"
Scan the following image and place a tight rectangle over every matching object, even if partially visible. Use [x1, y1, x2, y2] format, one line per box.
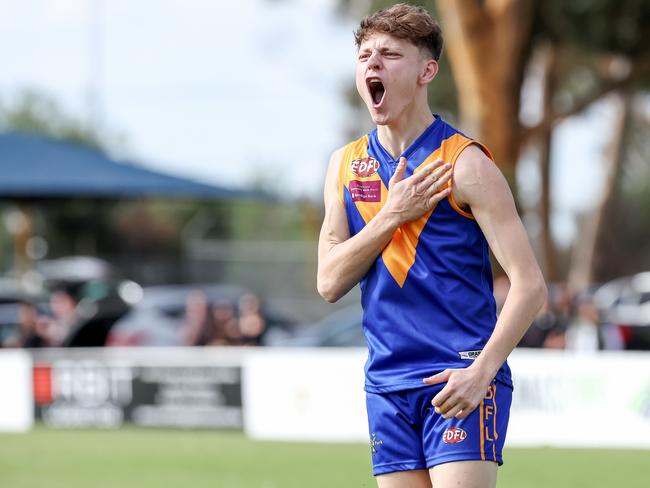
[376, 105, 434, 160]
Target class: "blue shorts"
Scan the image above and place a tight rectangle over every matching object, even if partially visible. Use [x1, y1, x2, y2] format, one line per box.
[366, 379, 512, 476]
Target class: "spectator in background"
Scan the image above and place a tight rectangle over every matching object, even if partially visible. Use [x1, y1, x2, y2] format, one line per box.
[553, 283, 574, 332]
[518, 298, 555, 348]
[543, 283, 573, 349]
[180, 290, 210, 346]
[1, 300, 49, 348]
[541, 320, 566, 349]
[237, 293, 266, 346]
[207, 300, 240, 346]
[516, 283, 570, 349]
[18, 301, 49, 348]
[46, 288, 80, 346]
[565, 294, 600, 352]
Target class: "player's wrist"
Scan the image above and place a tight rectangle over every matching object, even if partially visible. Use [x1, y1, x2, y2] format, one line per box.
[376, 206, 403, 231]
[468, 357, 499, 384]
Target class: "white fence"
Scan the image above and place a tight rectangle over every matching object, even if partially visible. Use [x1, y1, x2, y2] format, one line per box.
[0, 349, 33, 432]
[244, 349, 650, 448]
[2, 348, 650, 449]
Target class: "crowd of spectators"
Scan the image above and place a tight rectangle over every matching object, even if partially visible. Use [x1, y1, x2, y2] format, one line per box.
[2, 271, 647, 351]
[1, 284, 269, 349]
[179, 290, 267, 347]
[494, 277, 631, 351]
[2, 288, 79, 348]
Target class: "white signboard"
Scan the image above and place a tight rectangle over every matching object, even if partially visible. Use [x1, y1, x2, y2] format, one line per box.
[244, 348, 650, 449]
[0, 350, 34, 432]
[507, 350, 650, 448]
[243, 348, 368, 441]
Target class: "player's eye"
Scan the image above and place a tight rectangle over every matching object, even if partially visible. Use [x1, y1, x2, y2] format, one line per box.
[358, 53, 370, 61]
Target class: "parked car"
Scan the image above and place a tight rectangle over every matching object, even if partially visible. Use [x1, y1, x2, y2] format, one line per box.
[267, 304, 365, 347]
[593, 271, 650, 349]
[34, 256, 139, 347]
[106, 283, 296, 347]
[0, 256, 140, 348]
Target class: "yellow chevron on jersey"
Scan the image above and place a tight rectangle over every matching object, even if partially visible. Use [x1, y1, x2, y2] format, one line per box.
[338, 125, 492, 287]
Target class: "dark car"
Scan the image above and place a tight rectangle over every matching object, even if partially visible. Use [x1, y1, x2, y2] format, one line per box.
[0, 256, 140, 348]
[267, 304, 365, 347]
[32, 256, 139, 347]
[106, 283, 295, 347]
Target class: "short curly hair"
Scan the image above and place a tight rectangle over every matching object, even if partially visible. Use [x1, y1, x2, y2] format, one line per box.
[354, 3, 443, 61]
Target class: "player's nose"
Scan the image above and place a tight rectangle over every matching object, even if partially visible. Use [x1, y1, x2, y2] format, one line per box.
[367, 49, 382, 70]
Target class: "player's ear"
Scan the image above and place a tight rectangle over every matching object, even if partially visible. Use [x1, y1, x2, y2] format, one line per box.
[419, 58, 438, 84]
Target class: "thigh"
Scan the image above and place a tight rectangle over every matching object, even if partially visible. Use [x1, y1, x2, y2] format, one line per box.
[377, 469, 432, 488]
[366, 390, 427, 477]
[421, 380, 512, 467]
[429, 460, 497, 488]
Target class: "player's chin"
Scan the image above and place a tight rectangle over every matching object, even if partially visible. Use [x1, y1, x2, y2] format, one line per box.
[366, 105, 390, 125]
[370, 111, 391, 126]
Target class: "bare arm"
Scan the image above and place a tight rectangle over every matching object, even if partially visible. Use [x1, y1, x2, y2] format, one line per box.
[425, 144, 547, 418]
[317, 150, 452, 303]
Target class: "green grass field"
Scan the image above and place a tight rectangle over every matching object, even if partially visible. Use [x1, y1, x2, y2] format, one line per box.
[0, 428, 647, 487]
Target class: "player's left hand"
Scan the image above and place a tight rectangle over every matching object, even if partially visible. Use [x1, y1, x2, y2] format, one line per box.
[423, 366, 492, 420]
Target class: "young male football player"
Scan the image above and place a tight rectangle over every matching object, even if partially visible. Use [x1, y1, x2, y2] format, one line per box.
[317, 4, 546, 487]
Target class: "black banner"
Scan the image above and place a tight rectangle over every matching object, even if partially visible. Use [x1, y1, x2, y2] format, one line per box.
[33, 360, 242, 429]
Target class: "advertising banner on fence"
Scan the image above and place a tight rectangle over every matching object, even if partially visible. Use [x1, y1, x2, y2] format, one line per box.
[12, 346, 650, 448]
[507, 350, 650, 448]
[31, 348, 244, 429]
[243, 348, 368, 441]
[244, 348, 650, 448]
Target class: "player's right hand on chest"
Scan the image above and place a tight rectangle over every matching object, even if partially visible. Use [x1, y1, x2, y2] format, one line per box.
[384, 157, 453, 224]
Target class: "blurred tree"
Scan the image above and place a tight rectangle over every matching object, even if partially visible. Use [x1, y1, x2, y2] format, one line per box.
[531, 1, 650, 283]
[568, 90, 634, 289]
[343, 0, 650, 285]
[437, 0, 650, 282]
[593, 103, 650, 281]
[0, 90, 123, 151]
[435, 0, 535, 183]
[576, 95, 650, 283]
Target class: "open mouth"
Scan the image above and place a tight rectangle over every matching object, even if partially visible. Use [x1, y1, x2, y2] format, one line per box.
[367, 78, 386, 107]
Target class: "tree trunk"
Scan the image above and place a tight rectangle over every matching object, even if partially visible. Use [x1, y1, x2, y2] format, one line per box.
[538, 42, 560, 282]
[568, 91, 632, 291]
[435, 0, 535, 189]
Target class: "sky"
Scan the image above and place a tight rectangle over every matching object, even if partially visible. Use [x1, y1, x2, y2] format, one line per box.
[0, 0, 614, 247]
[0, 0, 357, 196]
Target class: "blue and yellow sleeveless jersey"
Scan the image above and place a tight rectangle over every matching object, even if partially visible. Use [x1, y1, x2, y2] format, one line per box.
[337, 115, 512, 393]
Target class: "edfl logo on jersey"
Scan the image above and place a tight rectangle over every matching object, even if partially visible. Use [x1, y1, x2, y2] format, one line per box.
[350, 157, 380, 177]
